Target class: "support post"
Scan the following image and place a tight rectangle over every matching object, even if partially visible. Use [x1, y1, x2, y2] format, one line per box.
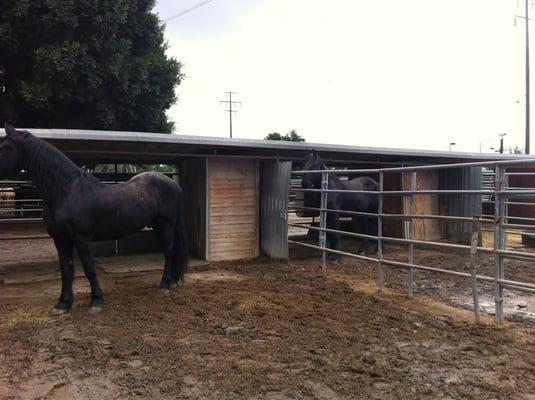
[114, 163, 119, 255]
[377, 172, 384, 289]
[470, 216, 481, 324]
[494, 166, 506, 324]
[408, 171, 417, 297]
[319, 171, 329, 273]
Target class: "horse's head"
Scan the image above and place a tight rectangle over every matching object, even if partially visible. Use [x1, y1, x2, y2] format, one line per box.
[301, 151, 325, 189]
[0, 124, 26, 179]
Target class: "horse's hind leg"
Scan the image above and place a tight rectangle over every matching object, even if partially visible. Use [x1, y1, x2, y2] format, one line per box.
[369, 216, 380, 255]
[53, 237, 74, 313]
[353, 217, 368, 255]
[356, 216, 374, 256]
[153, 220, 176, 289]
[74, 236, 105, 312]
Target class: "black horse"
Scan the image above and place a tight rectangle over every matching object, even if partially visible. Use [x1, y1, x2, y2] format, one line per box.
[0, 125, 188, 314]
[302, 151, 380, 260]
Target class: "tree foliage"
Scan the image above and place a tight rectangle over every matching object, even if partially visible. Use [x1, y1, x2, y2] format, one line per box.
[265, 129, 305, 142]
[0, 0, 183, 132]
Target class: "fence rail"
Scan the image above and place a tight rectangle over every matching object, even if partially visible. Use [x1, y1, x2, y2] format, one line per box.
[288, 157, 535, 324]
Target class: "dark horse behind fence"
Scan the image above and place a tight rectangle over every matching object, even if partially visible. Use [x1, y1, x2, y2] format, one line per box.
[302, 151, 380, 261]
[0, 125, 188, 314]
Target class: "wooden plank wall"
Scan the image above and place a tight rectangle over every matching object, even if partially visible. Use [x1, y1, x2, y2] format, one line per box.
[382, 172, 403, 238]
[506, 166, 535, 226]
[403, 170, 441, 241]
[208, 159, 259, 261]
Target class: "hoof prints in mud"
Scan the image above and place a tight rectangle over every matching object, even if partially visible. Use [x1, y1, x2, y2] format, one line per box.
[0, 262, 534, 399]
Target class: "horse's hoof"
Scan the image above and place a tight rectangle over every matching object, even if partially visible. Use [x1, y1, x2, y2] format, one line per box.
[51, 307, 68, 315]
[160, 289, 170, 296]
[89, 306, 103, 314]
[159, 280, 176, 290]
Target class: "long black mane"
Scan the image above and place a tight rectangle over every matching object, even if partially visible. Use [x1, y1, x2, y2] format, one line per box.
[19, 132, 86, 206]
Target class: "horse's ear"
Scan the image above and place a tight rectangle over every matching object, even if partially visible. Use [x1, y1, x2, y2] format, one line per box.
[5, 123, 16, 136]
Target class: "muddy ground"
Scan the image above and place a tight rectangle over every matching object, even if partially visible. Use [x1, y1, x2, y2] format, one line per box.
[1, 235, 535, 399]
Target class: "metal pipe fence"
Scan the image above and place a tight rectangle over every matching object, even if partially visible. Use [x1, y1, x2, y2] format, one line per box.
[288, 157, 535, 324]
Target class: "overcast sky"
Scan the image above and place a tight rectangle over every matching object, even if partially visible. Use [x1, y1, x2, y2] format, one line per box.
[154, 0, 527, 153]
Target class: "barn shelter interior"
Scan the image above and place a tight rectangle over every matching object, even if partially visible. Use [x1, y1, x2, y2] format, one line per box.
[0, 129, 522, 262]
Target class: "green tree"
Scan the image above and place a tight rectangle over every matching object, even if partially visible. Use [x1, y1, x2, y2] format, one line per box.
[285, 129, 305, 142]
[264, 129, 305, 142]
[0, 0, 183, 132]
[265, 132, 283, 140]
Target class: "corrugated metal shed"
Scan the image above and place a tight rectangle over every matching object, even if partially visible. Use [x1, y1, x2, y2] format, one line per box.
[261, 161, 292, 259]
[2, 128, 526, 165]
[439, 167, 482, 242]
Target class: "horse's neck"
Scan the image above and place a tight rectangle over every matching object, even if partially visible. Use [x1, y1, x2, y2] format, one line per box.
[22, 135, 81, 205]
[328, 174, 345, 190]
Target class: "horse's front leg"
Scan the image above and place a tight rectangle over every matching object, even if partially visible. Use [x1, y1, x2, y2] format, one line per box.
[74, 236, 105, 313]
[326, 213, 340, 262]
[53, 238, 74, 314]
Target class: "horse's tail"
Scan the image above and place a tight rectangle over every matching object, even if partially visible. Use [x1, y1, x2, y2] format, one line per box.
[171, 192, 189, 282]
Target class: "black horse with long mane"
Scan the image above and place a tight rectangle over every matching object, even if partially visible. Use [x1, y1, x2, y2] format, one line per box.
[302, 151, 380, 260]
[0, 125, 188, 314]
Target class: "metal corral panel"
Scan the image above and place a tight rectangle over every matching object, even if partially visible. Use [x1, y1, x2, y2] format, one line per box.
[261, 161, 292, 259]
[439, 167, 482, 242]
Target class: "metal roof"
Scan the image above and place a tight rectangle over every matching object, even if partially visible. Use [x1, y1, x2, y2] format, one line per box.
[3, 128, 532, 165]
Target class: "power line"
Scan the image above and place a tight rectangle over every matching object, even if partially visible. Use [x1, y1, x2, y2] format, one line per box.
[164, 0, 215, 22]
[219, 92, 241, 138]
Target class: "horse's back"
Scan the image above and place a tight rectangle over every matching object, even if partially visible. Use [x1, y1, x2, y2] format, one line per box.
[126, 171, 182, 198]
[345, 176, 378, 191]
[129, 171, 179, 187]
[338, 176, 378, 212]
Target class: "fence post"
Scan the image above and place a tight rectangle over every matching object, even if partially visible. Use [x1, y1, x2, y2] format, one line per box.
[320, 171, 329, 273]
[408, 171, 417, 297]
[470, 216, 481, 324]
[494, 166, 505, 324]
[377, 171, 384, 289]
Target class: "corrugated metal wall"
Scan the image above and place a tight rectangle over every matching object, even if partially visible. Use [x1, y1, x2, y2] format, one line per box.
[439, 166, 482, 243]
[261, 161, 292, 259]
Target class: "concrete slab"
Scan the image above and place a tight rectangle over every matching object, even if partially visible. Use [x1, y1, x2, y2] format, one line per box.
[0, 253, 209, 284]
[98, 255, 209, 274]
[0, 262, 86, 284]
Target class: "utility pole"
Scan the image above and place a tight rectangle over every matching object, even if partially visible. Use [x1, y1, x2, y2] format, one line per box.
[220, 92, 241, 138]
[526, 0, 531, 154]
[517, 0, 533, 154]
[499, 133, 507, 154]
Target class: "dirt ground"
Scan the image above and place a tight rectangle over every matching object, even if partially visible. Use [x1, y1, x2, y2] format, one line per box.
[1, 236, 535, 399]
